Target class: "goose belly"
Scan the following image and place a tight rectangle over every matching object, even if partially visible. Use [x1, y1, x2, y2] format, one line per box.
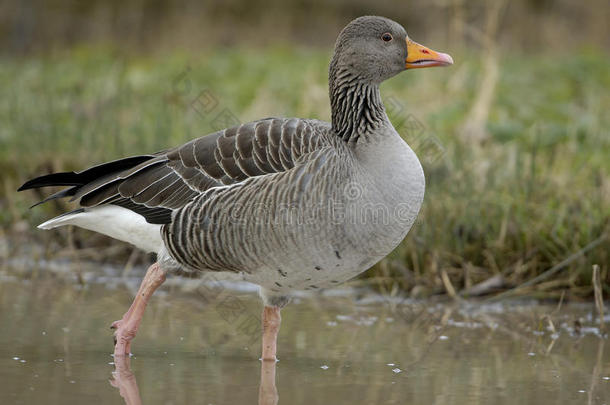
[244, 197, 424, 292]
[244, 139, 425, 292]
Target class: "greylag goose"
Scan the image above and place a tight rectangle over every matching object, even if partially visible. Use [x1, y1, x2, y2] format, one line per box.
[19, 16, 452, 360]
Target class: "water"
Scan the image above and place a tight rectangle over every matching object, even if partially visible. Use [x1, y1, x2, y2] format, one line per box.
[0, 278, 608, 404]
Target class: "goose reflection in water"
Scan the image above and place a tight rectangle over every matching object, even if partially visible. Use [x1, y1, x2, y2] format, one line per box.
[110, 356, 279, 405]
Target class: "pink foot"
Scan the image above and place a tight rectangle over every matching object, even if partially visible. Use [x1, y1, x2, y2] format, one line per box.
[113, 318, 139, 357]
[110, 262, 166, 358]
[110, 319, 124, 330]
[111, 317, 132, 355]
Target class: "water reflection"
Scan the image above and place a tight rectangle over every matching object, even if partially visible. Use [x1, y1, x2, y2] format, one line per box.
[587, 340, 606, 405]
[258, 361, 279, 405]
[1, 279, 608, 404]
[110, 357, 142, 405]
[110, 356, 279, 405]
[106, 339, 609, 405]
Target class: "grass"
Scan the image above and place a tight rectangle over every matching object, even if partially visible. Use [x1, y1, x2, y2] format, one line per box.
[1, 46, 608, 299]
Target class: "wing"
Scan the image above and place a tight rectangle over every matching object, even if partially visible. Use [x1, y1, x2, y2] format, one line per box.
[19, 118, 331, 224]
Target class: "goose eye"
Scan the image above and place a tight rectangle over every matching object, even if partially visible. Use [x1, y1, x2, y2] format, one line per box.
[381, 33, 393, 42]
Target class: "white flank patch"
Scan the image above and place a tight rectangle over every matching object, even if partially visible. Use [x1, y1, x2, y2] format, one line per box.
[38, 205, 163, 253]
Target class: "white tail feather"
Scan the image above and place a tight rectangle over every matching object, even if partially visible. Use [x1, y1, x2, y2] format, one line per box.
[38, 205, 163, 253]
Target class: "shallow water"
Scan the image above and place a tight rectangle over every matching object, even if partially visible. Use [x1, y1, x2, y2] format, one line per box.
[0, 278, 608, 405]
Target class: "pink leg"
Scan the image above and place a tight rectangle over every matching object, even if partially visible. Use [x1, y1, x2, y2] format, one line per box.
[111, 262, 166, 357]
[261, 306, 281, 361]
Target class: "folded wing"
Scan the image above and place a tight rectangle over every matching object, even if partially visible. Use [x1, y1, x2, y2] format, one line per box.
[19, 118, 330, 225]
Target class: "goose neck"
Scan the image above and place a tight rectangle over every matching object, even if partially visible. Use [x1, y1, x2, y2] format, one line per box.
[329, 66, 387, 142]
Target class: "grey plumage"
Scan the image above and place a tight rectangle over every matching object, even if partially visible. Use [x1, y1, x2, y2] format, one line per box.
[19, 15, 453, 300]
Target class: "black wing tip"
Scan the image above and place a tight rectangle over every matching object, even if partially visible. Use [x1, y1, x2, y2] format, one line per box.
[18, 172, 81, 192]
[18, 179, 45, 192]
[27, 186, 79, 208]
[18, 155, 157, 193]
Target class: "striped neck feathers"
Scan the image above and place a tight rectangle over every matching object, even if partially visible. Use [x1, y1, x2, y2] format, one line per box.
[329, 64, 388, 143]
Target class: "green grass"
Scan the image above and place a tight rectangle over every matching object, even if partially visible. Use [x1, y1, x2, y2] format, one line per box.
[1, 46, 608, 298]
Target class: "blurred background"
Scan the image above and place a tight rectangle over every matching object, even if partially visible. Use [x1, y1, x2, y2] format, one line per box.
[1, 0, 608, 299]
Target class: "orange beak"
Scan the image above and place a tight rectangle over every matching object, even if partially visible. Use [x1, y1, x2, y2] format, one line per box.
[405, 38, 453, 69]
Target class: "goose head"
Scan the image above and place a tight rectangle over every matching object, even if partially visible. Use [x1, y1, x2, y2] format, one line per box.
[328, 16, 453, 141]
[330, 16, 453, 85]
